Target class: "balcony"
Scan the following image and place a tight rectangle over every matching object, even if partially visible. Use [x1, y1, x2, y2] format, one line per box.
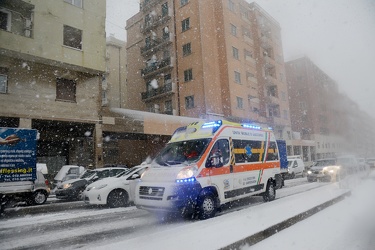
[266, 95, 279, 106]
[141, 82, 175, 101]
[140, 36, 172, 56]
[141, 15, 171, 34]
[141, 57, 172, 78]
[0, 0, 34, 38]
[140, 0, 163, 12]
[260, 36, 272, 49]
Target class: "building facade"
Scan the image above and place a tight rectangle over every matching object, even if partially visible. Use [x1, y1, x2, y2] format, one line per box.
[0, 0, 106, 176]
[285, 56, 375, 160]
[125, 0, 292, 136]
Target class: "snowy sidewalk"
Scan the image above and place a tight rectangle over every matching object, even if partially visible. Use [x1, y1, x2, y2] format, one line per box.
[89, 182, 349, 250]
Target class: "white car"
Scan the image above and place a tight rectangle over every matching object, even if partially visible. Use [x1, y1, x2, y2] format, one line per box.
[83, 165, 149, 208]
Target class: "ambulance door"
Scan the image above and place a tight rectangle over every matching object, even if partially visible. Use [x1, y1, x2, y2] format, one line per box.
[205, 139, 232, 199]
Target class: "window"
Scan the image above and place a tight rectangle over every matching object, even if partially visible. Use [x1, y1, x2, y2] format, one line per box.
[281, 91, 286, 101]
[161, 2, 168, 17]
[64, 0, 83, 8]
[184, 69, 193, 82]
[183, 43, 192, 56]
[182, 18, 190, 32]
[56, 78, 76, 102]
[233, 139, 263, 163]
[206, 139, 230, 167]
[165, 100, 172, 113]
[236, 96, 243, 109]
[0, 74, 7, 94]
[244, 50, 253, 61]
[243, 27, 252, 40]
[230, 24, 237, 36]
[283, 110, 288, 119]
[228, 0, 235, 12]
[164, 74, 172, 84]
[232, 47, 239, 59]
[266, 141, 279, 161]
[0, 9, 11, 31]
[181, 0, 189, 6]
[163, 26, 169, 40]
[234, 71, 241, 83]
[185, 95, 194, 109]
[63, 25, 82, 50]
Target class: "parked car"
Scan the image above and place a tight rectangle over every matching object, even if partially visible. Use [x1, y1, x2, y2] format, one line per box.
[55, 167, 127, 200]
[53, 165, 85, 189]
[307, 158, 339, 182]
[83, 165, 149, 208]
[366, 157, 375, 169]
[286, 156, 305, 179]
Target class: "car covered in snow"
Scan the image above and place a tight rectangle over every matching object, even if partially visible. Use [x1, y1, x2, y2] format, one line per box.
[55, 167, 127, 200]
[83, 165, 149, 208]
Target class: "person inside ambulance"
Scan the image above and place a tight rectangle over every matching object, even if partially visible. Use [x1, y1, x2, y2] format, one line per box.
[207, 139, 230, 168]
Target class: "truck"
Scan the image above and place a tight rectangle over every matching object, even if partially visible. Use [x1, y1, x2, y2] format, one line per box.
[134, 120, 287, 220]
[0, 127, 50, 214]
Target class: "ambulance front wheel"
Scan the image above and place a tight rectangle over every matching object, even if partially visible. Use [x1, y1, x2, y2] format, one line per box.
[197, 192, 217, 220]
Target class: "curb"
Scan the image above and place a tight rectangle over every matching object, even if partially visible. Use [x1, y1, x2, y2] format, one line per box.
[220, 191, 351, 250]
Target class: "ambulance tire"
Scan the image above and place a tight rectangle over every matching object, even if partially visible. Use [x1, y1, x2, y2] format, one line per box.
[263, 180, 276, 202]
[197, 192, 217, 220]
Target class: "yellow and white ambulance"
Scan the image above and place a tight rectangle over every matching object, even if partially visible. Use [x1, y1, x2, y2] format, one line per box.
[134, 120, 282, 219]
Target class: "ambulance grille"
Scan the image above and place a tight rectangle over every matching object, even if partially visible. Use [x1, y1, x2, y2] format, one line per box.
[139, 186, 165, 200]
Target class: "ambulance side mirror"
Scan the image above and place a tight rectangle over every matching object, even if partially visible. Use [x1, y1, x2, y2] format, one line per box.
[206, 152, 223, 168]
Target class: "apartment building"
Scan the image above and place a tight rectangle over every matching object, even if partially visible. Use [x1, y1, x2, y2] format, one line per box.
[0, 0, 106, 174]
[285, 56, 375, 159]
[125, 0, 291, 138]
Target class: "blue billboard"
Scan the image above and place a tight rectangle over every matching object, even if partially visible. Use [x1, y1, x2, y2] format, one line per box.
[0, 128, 38, 182]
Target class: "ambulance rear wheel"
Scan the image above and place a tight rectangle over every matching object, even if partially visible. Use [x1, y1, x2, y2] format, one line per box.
[197, 193, 217, 220]
[263, 181, 276, 202]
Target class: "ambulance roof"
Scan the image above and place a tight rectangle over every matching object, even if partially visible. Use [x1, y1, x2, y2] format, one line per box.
[169, 120, 273, 143]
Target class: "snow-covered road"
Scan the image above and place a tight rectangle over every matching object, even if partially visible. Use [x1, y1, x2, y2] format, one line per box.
[0, 177, 349, 250]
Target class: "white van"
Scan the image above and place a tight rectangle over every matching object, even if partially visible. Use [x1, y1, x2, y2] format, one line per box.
[135, 120, 282, 219]
[287, 156, 305, 178]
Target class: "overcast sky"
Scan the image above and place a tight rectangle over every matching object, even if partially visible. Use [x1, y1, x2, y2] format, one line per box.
[106, 0, 375, 118]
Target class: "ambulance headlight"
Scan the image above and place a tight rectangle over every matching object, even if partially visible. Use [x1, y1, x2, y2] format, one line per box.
[176, 165, 198, 183]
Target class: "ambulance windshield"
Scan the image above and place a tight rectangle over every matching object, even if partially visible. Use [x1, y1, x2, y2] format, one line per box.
[154, 139, 211, 166]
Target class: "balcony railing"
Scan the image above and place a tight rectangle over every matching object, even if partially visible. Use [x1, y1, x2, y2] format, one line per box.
[141, 15, 171, 34]
[140, 36, 172, 56]
[141, 57, 172, 78]
[141, 82, 174, 101]
[140, 0, 163, 12]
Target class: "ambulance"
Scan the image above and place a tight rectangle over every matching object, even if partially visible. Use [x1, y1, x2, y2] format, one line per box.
[134, 120, 282, 220]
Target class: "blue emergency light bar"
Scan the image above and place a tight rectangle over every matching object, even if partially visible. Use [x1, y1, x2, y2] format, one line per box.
[202, 120, 222, 133]
[241, 123, 261, 130]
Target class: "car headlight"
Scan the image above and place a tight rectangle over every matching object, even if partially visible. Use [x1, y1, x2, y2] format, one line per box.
[63, 183, 72, 189]
[323, 167, 328, 172]
[176, 165, 198, 183]
[307, 170, 312, 175]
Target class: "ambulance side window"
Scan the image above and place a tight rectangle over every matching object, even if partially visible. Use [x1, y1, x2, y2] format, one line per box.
[266, 141, 279, 161]
[233, 139, 263, 163]
[206, 139, 230, 168]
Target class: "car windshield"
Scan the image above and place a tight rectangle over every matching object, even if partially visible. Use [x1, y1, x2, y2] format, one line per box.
[154, 139, 211, 166]
[116, 167, 137, 177]
[80, 170, 97, 179]
[314, 160, 336, 167]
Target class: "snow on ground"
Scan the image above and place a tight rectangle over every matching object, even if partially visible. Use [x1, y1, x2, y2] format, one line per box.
[250, 175, 375, 250]
[88, 181, 350, 250]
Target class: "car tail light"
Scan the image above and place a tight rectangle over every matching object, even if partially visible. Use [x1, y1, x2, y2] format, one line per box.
[45, 179, 49, 186]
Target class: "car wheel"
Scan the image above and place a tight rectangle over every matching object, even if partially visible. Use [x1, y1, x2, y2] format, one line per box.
[33, 190, 48, 205]
[107, 189, 128, 208]
[197, 192, 217, 220]
[290, 172, 295, 179]
[263, 180, 276, 202]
